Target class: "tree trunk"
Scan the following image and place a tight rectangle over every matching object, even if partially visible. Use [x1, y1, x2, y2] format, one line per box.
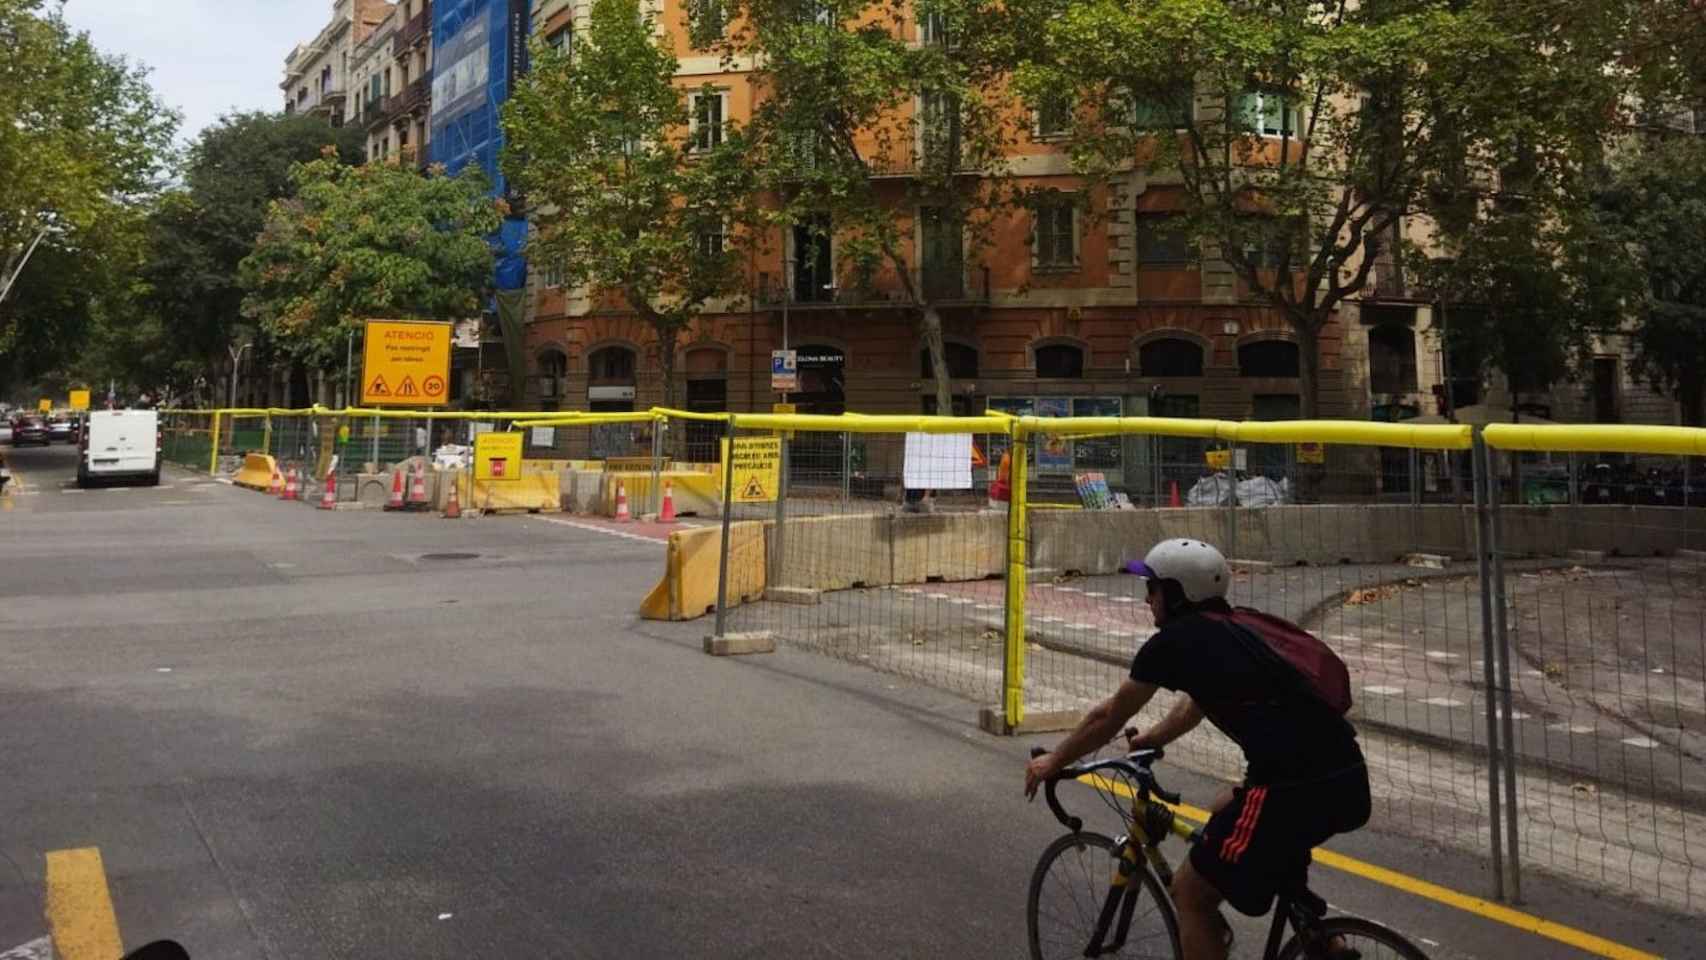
[1295, 321, 1323, 419]
[1681, 382, 1704, 428]
[921, 304, 952, 415]
[656, 322, 679, 411]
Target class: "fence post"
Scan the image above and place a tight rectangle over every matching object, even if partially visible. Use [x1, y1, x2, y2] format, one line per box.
[208, 410, 222, 474]
[1002, 429, 1030, 731]
[713, 416, 738, 640]
[370, 415, 380, 469]
[1471, 431, 1507, 901]
[1226, 444, 1239, 560]
[1486, 443, 1523, 902]
[771, 435, 790, 587]
[650, 418, 663, 518]
[841, 431, 851, 503]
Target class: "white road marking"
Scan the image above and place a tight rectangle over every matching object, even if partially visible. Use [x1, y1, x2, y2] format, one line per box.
[1069, 623, 1097, 631]
[1083, 591, 1107, 598]
[534, 515, 670, 545]
[1548, 723, 1595, 734]
[1495, 708, 1531, 720]
[1055, 586, 1082, 593]
[946, 597, 975, 605]
[926, 593, 950, 600]
[0, 936, 53, 960]
[1112, 597, 1136, 604]
[1363, 685, 1405, 696]
[1424, 651, 1460, 660]
[1373, 642, 1406, 651]
[1621, 736, 1659, 749]
[1420, 697, 1466, 707]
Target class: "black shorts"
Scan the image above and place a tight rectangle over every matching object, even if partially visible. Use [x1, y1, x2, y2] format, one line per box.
[1188, 764, 1371, 916]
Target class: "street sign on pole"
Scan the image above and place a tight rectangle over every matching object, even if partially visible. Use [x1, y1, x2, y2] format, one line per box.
[68, 390, 90, 411]
[360, 320, 452, 407]
[771, 349, 798, 393]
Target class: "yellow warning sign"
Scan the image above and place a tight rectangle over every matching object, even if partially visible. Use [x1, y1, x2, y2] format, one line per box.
[1296, 442, 1325, 464]
[724, 436, 780, 503]
[474, 431, 524, 482]
[69, 389, 90, 411]
[361, 320, 452, 406]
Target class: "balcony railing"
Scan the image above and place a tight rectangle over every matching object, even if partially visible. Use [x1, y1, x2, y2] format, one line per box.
[399, 74, 431, 114]
[396, 1, 432, 55]
[754, 265, 990, 308]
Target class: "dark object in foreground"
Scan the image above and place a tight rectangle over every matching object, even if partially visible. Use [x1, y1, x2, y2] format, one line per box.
[123, 942, 189, 960]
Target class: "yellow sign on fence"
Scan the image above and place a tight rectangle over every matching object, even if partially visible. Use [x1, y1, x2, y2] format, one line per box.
[724, 436, 781, 503]
[474, 431, 524, 481]
[1296, 441, 1325, 464]
[38, 398, 51, 413]
[360, 320, 452, 406]
[68, 389, 90, 411]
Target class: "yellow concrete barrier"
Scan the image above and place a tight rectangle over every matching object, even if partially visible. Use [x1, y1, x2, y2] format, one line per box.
[640, 521, 766, 620]
[460, 472, 560, 512]
[600, 471, 724, 517]
[232, 452, 279, 491]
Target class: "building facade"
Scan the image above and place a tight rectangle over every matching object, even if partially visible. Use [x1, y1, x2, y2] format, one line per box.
[350, 0, 435, 164]
[281, 0, 396, 125]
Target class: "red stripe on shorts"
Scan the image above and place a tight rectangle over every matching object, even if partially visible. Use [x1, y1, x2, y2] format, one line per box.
[1219, 786, 1268, 863]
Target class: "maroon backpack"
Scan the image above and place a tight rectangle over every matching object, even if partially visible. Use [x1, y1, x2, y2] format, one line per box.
[1202, 608, 1353, 715]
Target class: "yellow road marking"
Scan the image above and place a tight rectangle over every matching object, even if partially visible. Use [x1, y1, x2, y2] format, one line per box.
[1076, 775, 1659, 960]
[45, 848, 123, 960]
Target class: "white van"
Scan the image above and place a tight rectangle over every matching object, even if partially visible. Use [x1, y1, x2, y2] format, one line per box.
[78, 410, 160, 487]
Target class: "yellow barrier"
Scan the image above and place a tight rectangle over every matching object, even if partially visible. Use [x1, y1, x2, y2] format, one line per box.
[1484, 423, 1706, 456]
[460, 472, 560, 512]
[640, 522, 766, 620]
[232, 452, 279, 491]
[599, 471, 723, 517]
[1015, 415, 1474, 450]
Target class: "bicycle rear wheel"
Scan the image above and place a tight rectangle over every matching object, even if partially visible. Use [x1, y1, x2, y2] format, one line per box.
[1277, 916, 1432, 960]
[1027, 831, 1181, 960]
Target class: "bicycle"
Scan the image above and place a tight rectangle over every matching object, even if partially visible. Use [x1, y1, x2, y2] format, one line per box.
[1028, 746, 1430, 960]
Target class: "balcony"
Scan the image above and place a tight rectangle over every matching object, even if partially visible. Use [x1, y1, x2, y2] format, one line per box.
[755, 265, 990, 309]
[395, 1, 431, 55]
[399, 75, 431, 115]
[365, 96, 398, 130]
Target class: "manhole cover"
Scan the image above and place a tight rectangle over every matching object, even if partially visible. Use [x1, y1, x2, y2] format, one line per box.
[419, 552, 480, 562]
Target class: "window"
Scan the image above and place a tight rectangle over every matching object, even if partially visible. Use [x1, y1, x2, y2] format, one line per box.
[1592, 356, 1619, 422]
[383, 68, 392, 98]
[1236, 91, 1302, 137]
[401, 62, 411, 86]
[1368, 323, 1418, 395]
[690, 90, 726, 152]
[1034, 93, 1073, 139]
[1136, 215, 1195, 266]
[1033, 197, 1077, 270]
[546, 24, 571, 54]
[540, 259, 566, 288]
[920, 10, 949, 45]
[1139, 338, 1204, 378]
[1133, 84, 1192, 130]
[920, 90, 960, 163]
[1238, 340, 1300, 378]
[380, 136, 390, 158]
[321, 65, 332, 92]
[1035, 343, 1085, 379]
[688, 0, 725, 46]
[791, 215, 833, 302]
[696, 224, 726, 259]
[920, 342, 980, 380]
[920, 206, 965, 299]
[370, 74, 382, 103]
[537, 349, 568, 399]
[589, 346, 637, 383]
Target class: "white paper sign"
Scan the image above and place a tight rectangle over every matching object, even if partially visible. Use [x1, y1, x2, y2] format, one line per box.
[530, 426, 556, 447]
[903, 432, 974, 490]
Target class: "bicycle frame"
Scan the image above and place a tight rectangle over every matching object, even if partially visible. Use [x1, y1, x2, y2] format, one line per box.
[1077, 777, 1199, 956]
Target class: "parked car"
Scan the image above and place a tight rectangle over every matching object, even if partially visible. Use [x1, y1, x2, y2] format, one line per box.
[0, 420, 12, 445]
[12, 417, 48, 446]
[47, 417, 73, 443]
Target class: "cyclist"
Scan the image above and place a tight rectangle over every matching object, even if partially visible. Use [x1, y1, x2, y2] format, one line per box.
[1024, 538, 1370, 960]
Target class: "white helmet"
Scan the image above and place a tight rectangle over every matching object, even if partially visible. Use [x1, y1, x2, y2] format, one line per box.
[1123, 539, 1229, 603]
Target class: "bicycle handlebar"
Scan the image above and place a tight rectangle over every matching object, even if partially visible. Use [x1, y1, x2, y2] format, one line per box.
[1031, 746, 1182, 832]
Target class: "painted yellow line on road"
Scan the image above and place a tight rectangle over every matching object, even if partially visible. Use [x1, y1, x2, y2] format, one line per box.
[45, 848, 123, 960]
[1077, 775, 1659, 960]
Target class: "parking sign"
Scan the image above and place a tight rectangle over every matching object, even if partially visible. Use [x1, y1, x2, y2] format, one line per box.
[771, 349, 798, 393]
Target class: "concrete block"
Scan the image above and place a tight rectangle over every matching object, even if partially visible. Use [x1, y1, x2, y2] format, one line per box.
[703, 631, 776, 656]
[1679, 549, 1706, 561]
[1569, 549, 1607, 562]
[771, 513, 889, 590]
[890, 511, 1005, 584]
[1405, 553, 1450, 569]
[977, 707, 1083, 736]
[764, 586, 822, 605]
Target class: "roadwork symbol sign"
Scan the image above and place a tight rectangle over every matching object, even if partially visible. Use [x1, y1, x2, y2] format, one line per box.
[725, 436, 780, 503]
[361, 319, 452, 406]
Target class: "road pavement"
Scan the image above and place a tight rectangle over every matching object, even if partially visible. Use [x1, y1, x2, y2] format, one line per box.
[0, 442, 1698, 958]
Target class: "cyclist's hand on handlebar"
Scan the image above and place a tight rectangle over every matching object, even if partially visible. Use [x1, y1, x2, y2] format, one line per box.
[1024, 751, 1061, 799]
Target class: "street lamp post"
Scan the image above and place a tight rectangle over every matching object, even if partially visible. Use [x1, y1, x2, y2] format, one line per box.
[227, 341, 252, 408]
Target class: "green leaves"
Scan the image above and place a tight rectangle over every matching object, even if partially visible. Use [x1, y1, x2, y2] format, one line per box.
[239, 154, 500, 369]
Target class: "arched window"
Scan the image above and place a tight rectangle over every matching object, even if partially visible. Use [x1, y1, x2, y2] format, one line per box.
[920, 342, 980, 379]
[1034, 342, 1085, 379]
[1367, 324, 1417, 394]
[588, 345, 637, 384]
[1238, 339, 1299, 378]
[1138, 338, 1204, 377]
[536, 348, 568, 402]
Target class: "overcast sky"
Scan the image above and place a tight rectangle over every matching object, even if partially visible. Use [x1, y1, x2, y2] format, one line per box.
[62, 0, 329, 142]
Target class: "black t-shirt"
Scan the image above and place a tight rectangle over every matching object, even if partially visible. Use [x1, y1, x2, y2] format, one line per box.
[1130, 601, 1362, 786]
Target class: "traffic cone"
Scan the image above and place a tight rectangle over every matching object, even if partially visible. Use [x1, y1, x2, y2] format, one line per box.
[317, 468, 337, 510]
[658, 479, 678, 523]
[614, 480, 631, 522]
[267, 469, 282, 496]
[384, 468, 405, 511]
[407, 461, 429, 510]
[1168, 480, 1182, 508]
[282, 468, 300, 501]
[443, 473, 462, 519]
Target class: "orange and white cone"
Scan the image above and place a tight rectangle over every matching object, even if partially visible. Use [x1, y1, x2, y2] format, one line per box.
[443, 473, 462, 519]
[407, 461, 429, 510]
[317, 468, 337, 510]
[267, 469, 282, 496]
[385, 468, 405, 511]
[658, 479, 678, 523]
[282, 468, 300, 501]
[614, 480, 631, 522]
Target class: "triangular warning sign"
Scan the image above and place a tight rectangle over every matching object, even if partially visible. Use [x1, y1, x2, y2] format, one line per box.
[741, 476, 767, 499]
[397, 376, 419, 397]
[367, 375, 390, 397]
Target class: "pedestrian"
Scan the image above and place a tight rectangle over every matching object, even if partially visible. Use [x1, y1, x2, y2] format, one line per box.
[415, 423, 429, 457]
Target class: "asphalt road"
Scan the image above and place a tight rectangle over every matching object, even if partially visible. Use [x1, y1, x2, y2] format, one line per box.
[0, 441, 1699, 959]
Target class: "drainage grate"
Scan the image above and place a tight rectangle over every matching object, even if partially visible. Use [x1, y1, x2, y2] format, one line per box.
[419, 552, 481, 562]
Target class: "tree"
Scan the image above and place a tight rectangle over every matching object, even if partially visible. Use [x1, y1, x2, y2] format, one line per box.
[1596, 135, 1706, 426]
[0, 0, 176, 377]
[728, 0, 1025, 414]
[238, 150, 501, 393]
[1010, 0, 1640, 417]
[503, 0, 754, 409]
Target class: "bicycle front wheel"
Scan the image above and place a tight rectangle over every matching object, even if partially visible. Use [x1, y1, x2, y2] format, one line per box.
[1027, 831, 1181, 960]
[1277, 916, 1432, 960]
